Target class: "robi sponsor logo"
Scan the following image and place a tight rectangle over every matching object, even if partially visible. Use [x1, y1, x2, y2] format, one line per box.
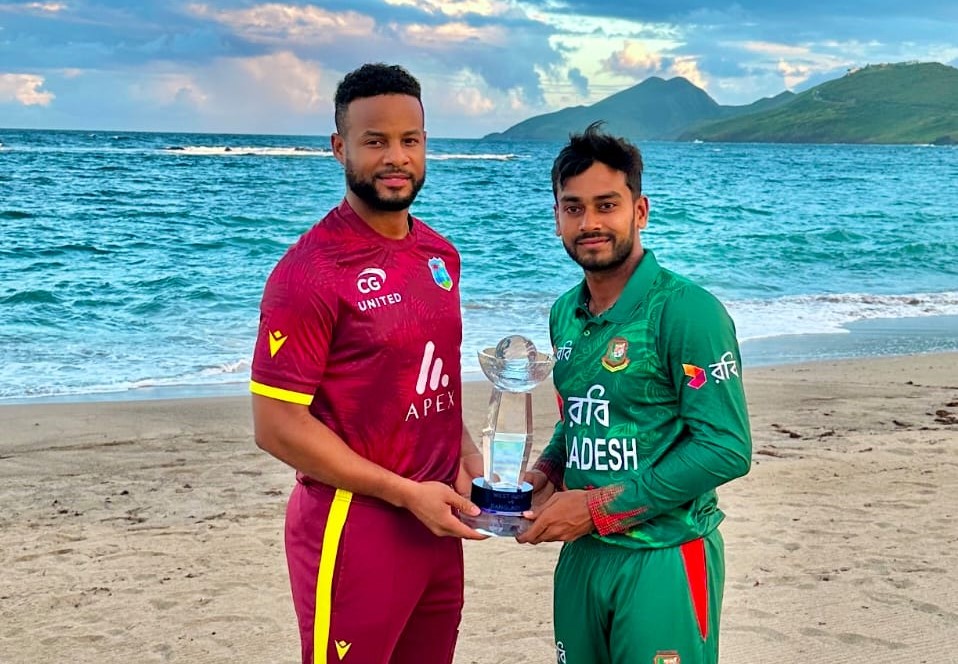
[405, 341, 456, 421]
[356, 267, 403, 312]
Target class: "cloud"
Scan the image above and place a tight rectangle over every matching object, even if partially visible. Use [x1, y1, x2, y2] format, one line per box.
[188, 2, 376, 44]
[670, 55, 706, 88]
[130, 72, 208, 108]
[398, 21, 506, 47]
[602, 40, 663, 77]
[236, 51, 324, 113]
[0, 73, 55, 105]
[568, 67, 589, 96]
[0, 1, 66, 13]
[382, 0, 511, 18]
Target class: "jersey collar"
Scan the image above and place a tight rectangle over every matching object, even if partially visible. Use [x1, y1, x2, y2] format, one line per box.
[576, 250, 662, 324]
[335, 199, 417, 247]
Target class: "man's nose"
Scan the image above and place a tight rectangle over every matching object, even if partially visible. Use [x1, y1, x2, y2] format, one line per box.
[383, 141, 410, 165]
[578, 208, 601, 230]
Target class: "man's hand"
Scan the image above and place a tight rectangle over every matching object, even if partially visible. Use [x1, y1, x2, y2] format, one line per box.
[523, 469, 555, 508]
[402, 481, 489, 540]
[516, 489, 593, 545]
[454, 452, 483, 497]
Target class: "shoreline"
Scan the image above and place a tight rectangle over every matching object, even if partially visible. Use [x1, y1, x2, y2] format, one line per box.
[1, 352, 956, 662]
[3, 313, 958, 407]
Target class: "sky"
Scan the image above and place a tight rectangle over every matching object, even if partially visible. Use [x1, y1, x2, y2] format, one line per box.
[1, 1, 957, 137]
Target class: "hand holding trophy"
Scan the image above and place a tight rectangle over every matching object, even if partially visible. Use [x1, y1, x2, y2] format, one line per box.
[459, 335, 555, 537]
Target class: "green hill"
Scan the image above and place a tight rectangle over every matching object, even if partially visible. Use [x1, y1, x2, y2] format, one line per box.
[682, 62, 958, 144]
[483, 77, 794, 141]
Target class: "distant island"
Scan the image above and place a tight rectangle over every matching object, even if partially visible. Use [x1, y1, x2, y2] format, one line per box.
[483, 62, 958, 145]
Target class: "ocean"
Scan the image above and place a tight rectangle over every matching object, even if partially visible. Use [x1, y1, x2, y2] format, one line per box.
[1, 129, 957, 402]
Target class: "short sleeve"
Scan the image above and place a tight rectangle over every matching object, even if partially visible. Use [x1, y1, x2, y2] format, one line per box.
[250, 255, 337, 405]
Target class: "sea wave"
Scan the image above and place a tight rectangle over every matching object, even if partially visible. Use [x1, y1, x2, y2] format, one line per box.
[729, 291, 958, 341]
[163, 146, 332, 157]
[429, 153, 517, 161]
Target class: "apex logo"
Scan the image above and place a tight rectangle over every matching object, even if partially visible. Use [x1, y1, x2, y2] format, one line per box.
[653, 651, 681, 664]
[356, 267, 386, 294]
[334, 640, 352, 660]
[415, 341, 450, 394]
[406, 341, 455, 421]
[268, 330, 288, 358]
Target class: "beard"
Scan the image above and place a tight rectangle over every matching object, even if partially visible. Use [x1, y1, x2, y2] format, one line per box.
[345, 162, 426, 212]
[563, 219, 636, 272]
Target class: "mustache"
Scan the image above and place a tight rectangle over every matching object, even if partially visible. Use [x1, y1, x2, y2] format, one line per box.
[576, 231, 614, 242]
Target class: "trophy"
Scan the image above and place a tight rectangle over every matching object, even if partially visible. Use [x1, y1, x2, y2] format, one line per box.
[461, 335, 555, 537]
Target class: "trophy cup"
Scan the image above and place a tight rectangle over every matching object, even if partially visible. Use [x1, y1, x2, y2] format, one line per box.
[460, 335, 555, 537]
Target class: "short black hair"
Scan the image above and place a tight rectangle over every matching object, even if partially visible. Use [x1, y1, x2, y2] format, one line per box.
[551, 121, 643, 200]
[334, 63, 423, 134]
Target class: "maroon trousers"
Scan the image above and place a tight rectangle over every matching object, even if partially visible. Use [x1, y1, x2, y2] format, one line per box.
[285, 481, 464, 664]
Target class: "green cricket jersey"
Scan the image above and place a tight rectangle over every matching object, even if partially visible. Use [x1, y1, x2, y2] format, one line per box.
[534, 250, 752, 549]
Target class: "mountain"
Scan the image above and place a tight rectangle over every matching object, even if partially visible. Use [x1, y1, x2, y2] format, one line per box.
[484, 62, 958, 145]
[483, 77, 794, 141]
[681, 62, 958, 144]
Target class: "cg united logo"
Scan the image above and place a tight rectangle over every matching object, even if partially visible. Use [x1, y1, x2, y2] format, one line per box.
[356, 267, 386, 294]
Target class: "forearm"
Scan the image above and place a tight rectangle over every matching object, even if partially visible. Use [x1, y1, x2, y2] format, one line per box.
[460, 426, 480, 458]
[588, 428, 751, 535]
[252, 396, 417, 507]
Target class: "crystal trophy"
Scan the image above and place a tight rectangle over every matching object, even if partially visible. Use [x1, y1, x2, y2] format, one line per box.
[460, 335, 555, 537]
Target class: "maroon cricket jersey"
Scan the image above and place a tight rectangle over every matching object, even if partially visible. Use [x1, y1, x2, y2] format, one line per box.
[250, 200, 463, 485]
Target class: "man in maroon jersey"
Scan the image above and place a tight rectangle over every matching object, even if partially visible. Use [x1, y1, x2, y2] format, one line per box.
[250, 63, 486, 664]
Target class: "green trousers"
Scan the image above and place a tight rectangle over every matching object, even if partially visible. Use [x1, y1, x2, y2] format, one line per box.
[553, 529, 724, 664]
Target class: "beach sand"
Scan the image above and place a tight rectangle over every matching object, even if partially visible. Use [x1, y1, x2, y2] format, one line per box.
[1, 353, 957, 663]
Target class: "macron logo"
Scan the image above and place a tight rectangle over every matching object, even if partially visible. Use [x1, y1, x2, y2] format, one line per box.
[415, 341, 450, 395]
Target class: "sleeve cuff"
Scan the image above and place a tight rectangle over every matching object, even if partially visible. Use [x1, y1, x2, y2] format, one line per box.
[586, 485, 649, 536]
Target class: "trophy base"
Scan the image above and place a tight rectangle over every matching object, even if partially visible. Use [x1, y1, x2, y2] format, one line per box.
[462, 478, 534, 537]
[460, 510, 531, 537]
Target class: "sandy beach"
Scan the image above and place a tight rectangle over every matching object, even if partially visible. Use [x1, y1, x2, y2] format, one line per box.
[1, 353, 957, 664]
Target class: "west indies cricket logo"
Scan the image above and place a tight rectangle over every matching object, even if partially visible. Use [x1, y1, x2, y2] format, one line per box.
[428, 257, 453, 291]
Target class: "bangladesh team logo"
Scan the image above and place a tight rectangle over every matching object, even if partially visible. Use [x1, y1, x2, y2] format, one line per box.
[601, 336, 630, 372]
[428, 257, 454, 291]
[653, 652, 681, 664]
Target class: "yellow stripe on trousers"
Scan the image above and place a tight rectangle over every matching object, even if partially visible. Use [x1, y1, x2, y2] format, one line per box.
[313, 489, 353, 664]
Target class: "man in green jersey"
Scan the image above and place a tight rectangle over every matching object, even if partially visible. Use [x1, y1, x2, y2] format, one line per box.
[517, 122, 752, 664]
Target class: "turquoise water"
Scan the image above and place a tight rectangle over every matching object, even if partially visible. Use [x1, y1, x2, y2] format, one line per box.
[2, 129, 957, 401]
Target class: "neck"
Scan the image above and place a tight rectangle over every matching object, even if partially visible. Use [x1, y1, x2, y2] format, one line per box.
[346, 192, 410, 240]
[584, 249, 644, 315]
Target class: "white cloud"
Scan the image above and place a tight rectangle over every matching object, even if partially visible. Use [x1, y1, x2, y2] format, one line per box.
[0, 73, 55, 105]
[670, 56, 707, 89]
[603, 40, 663, 76]
[399, 21, 507, 47]
[0, 2, 67, 12]
[59, 67, 83, 79]
[131, 72, 208, 107]
[743, 41, 811, 58]
[777, 59, 813, 88]
[27, 1, 65, 11]
[383, 0, 511, 18]
[236, 51, 323, 113]
[188, 2, 375, 43]
[129, 52, 325, 119]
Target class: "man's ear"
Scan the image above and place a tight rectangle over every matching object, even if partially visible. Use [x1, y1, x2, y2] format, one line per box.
[634, 194, 650, 230]
[553, 204, 561, 236]
[331, 133, 346, 166]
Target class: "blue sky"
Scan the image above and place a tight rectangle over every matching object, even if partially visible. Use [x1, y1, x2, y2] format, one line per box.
[1, 0, 956, 137]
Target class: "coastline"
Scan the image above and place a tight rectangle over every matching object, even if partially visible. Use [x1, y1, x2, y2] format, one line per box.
[3, 313, 958, 407]
[1, 352, 957, 662]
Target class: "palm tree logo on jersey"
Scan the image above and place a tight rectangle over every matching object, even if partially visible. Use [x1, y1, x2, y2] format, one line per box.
[428, 257, 454, 291]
